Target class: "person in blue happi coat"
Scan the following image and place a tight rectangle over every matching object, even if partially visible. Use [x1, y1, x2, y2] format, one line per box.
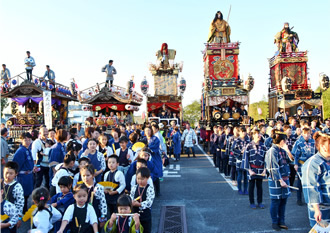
[144, 126, 162, 197]
[302, 131, 330, 227]
[292, 127, 316, 206]
[242, 129, 267, 209]
[265, 129, 294, 231]
[171, 126, 182, 161]
[12, 132, 35, 213]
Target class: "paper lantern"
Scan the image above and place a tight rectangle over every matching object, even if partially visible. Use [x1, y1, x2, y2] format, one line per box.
[34, 79, 39, 84]
[178, 77, 187, 94]
[12, 79, 17, 85]
[140, 77, 149, 95]
[319, 73, 329, 91]
[49, 84, 54, 90]
[41, 82, 46, 87]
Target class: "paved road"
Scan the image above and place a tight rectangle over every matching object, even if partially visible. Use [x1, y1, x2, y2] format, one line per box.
[151, 145, 310, 233]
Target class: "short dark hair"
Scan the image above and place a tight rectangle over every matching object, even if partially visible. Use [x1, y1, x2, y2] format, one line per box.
[45, 139, 55, 147]
[48, 128, 56, 133]
[69, 128, 77, 135]
[73, 183, 88, 195]
[4, 161, 19, 174]
[80, 164, 95, 175]
[136, 159, 147, 167]
[119, 136, 128, 143]
[26, 51, 30, 53]
[58, 176, 73, 187]
[136, 167, 150, 178]
[46, 65, 50, 68]
[66, 140, 82, 152]
[117, 194, 132, 208]
[109, 60, 113, 63]
[78, 156, 90, 164]
[20, 132, 32, 140]
[108, 154, 119, 163]
[1, 128, 8, 135]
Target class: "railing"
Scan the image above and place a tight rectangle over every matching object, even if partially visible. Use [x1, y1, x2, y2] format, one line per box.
[268, 51, 307, 64]
[1, 71, 75, 98]
[78, 81, 143, 103]
[205, 42, 240, 50]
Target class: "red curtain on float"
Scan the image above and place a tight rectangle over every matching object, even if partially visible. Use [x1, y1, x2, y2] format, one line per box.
[92, 104, 126, 111]
[280, 63, 308, 89]
[147, 102, 181, 112]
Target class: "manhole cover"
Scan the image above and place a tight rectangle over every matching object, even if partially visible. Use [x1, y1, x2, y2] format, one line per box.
[158, 205, 187, 233]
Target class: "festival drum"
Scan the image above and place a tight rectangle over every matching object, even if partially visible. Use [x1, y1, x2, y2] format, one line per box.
[18, 117, 27, 125]
[233, 112, 240, 120]
[106, 118, 114, 126]
[28, 117, 35, 125]
[243, 116, 250, 125]
[6, 118, 15, 126]
[212, 110, 221, 120]
[222, 112, 230, 120]
[96, 119, 105, 126]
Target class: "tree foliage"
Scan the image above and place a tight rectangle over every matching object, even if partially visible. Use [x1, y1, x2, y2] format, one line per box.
[315, 87, 330, 119]
[248, 100, 269, 121]
[183, 100, 201, 128]
[0, 98, 9, 118]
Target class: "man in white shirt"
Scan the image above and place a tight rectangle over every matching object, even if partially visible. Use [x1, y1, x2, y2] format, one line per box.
[152, 124, 167, 156]
[31, 127, 49, 188]
[24, 51, 36, 81]
[181, 123, 198, 158]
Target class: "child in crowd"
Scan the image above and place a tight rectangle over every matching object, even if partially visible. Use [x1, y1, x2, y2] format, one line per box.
[12, 132, 34, 213]
[104, 195, 142, 233]
[57, 183, 98, 233]
[30, 187, 62, 233]
[73, 157, 91, 187]
[80, 164, 107, 227]
[0, 187, 19, 233]
[103, 154, 126, 216]
[50, 176, 75, 232]
[130, 159, 154, 189]
[98, 134, 114, 177]
[115, 136, 134, 175]
[2, 162, 24, 230]
[82, 138, 106, 183]
[109, 128, 121, 152]
[52, 153, 76, 194]
[171, 126, 181, 161]
[130, 167, 155, 233]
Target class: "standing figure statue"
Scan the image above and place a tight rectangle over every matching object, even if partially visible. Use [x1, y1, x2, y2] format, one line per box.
[156, 43, 176, 69]
[207, 11, 231, 43]
[274, 22, 299, 53]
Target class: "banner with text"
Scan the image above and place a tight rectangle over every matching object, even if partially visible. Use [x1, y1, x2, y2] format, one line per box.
[43, 91, 52, 129]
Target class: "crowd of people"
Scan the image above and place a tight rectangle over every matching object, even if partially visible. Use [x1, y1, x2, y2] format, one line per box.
[204, 109, 330, 231]
[0, 119, 197, 233]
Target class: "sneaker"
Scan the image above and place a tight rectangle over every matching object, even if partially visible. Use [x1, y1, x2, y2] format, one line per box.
[159, 178, 164, 182]
[272, 224, 281, 231]
[250, 204, 257, 209]
[238, 190, 244, 195]
[257, 203, 265, 209]
[278, 224, 288, 230]
[244, 190, 249, 195]
[297, 200, 304, 206]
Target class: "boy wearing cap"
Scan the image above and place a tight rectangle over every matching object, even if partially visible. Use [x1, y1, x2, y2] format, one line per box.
[102, 60, 117, 88]
[24, 51, 36, 81]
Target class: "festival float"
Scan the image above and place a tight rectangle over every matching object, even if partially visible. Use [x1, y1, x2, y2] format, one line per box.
[268, 22, 328, 120]
[142, 43, 185, 126]
[1, 72, 78, 138]
[78, 78, 143, 127]
[200, 11, 254, 127]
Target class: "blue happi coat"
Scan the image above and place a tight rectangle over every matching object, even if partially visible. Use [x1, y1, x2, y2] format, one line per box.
[302, 152, 330, 227]
[264, 136, 273, 150]
[125, 160, 155, 191]
[242, 140, 267, 180]
[228, 136, 238, 166]
[232, 136, 250, 169]
[148, 135, 163, 178]
[171, 131, 181, 155]
[49, 142, 66, 180]
[292, 136, 316, 175]
[13, 145, 34, 196]
[265, 144, 291, 199]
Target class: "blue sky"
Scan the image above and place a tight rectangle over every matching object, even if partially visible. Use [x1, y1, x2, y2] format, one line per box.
[1, 0, 329, 114]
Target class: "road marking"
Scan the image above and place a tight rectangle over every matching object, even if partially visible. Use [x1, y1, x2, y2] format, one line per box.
[240, 228, 310, 233]
[169, 164, 174, 169]
[175, 165, 180, 170]
[163, 164, 181, 178]
[197, 144, 238, 191]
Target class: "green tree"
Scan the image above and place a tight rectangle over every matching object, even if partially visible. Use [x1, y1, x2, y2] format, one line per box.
[248, 100, 269, 121]
[0, 97, 9, 118]
[183, 100, 201, 128]
[315, 87, 330, 119]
